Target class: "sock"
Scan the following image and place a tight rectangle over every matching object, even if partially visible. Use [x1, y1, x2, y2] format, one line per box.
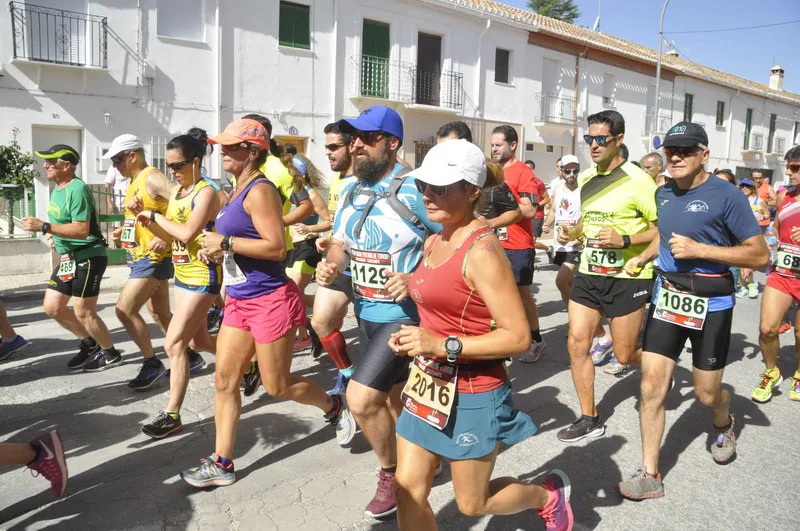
[320, 330, 353, 371]
[245, 361, 258, 375]
[216, 455, 233, 468]
[531, 329, 543, 343]
[325, 394, 342, 418]
[27, 442, 42, 465]
[81, 337, 97, 348]
[3, 334, 18, 344]
[340, 366, 355, 379]
[166, 411, 180, 421]
[582, 414, 600, 422]
[381, 465, 397, 474]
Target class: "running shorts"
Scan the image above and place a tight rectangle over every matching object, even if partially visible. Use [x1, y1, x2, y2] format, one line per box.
[531, 218, 544, 238]
[505, 249, 534, 286]
[222, 281, 306, 344]
[129, 257, 173, 281]
[325, 270, 355, 302]
[553, 251, 581, 267]
[175, 278, 221, 296]
[766, 271, 800, 302]
[570, 272, 652, 318]
[48, 256, 108, 298]
[351, 318, 417, 393]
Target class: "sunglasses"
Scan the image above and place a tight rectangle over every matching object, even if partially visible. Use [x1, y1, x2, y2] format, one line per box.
[352, 130, 387, 145]
[788, 164, 800, 173]
[110, 151, 130, 164]
[562, 169, 579, 175]
[224, 142, 251, 152]
[324, 142, 347, 151]
[414, 180, 451, 196]
[664, 146, 702, 158]
[167, 159, 193, 171]
[583, 134, 616, 146]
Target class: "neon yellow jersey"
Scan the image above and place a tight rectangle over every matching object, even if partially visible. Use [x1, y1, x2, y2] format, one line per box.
[261, 155, 297, 251]
[578, 160, 658, 280]
[328, 172, 357, 222]
[124, 166, 171, 264]
[166, 179, 221, 287]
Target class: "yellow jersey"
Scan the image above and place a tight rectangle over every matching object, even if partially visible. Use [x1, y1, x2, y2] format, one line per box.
[166, 179, 220, 287]
[123, 166, 171, 264]
[260, 155, 309, 252]
[328, 172, 357, 222]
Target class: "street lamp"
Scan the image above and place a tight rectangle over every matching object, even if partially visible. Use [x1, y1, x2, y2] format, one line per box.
[653, 0, 670, 148]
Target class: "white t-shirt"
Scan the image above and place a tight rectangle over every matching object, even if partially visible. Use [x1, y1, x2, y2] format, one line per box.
[104, 167, 129, 209]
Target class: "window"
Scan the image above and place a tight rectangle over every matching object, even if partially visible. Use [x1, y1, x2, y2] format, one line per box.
[526, 143, 534, 152]
[768, 113, 777, 153]
[716, 101, 725, 126]
[744, 108, 753, 149]
[546, 145, 554, 153]
[157, 0, 205, 42]
[495, 48, 510, 84]
[151, 136, 171, 177]
[794, 121, 800, 145]
[683, 93, 694, 122]
[279, 1, 311, 50]
[602, 74, 614, 106]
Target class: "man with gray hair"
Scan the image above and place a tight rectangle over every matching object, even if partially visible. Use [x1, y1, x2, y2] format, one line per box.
[640, 152, 664, 182]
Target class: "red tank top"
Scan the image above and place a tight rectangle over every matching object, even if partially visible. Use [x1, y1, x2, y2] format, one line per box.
[409, 227, 507, 394]
[777, 188, 800, 243]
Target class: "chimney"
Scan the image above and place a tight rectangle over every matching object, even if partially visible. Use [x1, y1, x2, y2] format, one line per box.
[665, 49, 679, 58]
[770, 65, 784, 91]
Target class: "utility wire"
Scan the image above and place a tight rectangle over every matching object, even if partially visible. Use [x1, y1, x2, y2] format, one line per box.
[666, 19, 800, 35]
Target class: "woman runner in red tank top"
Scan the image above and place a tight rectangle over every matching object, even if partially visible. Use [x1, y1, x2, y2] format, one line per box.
[756, 151, 800, 403]
[388, 139, 573, 531]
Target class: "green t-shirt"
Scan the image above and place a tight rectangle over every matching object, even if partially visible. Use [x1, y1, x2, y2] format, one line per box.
[577, 161, 658, 280]
[48, 178, 106, 260]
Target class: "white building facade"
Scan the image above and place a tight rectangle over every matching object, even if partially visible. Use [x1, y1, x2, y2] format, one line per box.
[2, 0, 799, 273]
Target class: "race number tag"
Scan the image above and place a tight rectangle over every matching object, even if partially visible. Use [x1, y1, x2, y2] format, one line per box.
[653, 281, 708, 330]
[222, 252, 247, 286]
[58, 253, 76, 282]
[495, 227, 509, 241]
[401, 358, 458, 430]
[351, 249, 392, 300]
[774, 243, 800, 279]
[172, 240, 191, 265]
[585, 238, 625, 275]
[121, 218, 137, 249]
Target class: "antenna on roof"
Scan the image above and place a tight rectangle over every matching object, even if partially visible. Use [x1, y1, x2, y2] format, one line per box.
[592, 0, 602, 32]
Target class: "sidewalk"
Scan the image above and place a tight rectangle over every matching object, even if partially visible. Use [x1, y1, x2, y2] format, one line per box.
[0, 265, 130, 303]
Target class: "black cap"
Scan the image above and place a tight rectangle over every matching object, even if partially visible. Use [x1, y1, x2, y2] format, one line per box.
[662, 122, 708, 149]
[34, 144, 80, 165]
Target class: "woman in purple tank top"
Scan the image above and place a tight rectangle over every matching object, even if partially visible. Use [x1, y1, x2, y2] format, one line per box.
[179, 118, 354, 488]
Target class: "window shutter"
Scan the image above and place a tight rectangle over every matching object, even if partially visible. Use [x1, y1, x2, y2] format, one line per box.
[279, 1, 310, 49]
[157, 0, 204, 42]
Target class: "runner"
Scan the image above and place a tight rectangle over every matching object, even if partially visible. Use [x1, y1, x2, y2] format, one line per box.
[389, 139, 572, 531]
[0, 430, 68, 497]
[0, 300, 28, 361]
[315, 105, 441, 517]
[310, 122, 358, 396]
[556, 110, 658, 442]
[753, 169, 777, 220]
[488, 125, 547, 363]
[753, 146, 800, 403]
[22, 144, 121, 371]
[530, 164, 553, 257]
[179, 119, 354, 488]
[130, 128, 221, 438]
[640, 153, 664, 183]
[736, 178, 768, 299]
[617, 122, 768, 499]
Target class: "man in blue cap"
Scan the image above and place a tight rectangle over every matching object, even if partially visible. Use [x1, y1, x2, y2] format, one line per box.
[316, 105, 441, 518]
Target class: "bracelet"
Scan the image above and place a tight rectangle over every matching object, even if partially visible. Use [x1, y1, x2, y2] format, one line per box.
[229, 236, 235, 251]
[622, 235, 631, 248]
[41, 222, 51, 234]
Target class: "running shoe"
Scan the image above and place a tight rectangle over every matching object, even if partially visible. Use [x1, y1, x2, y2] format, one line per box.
[711, 414, 736, 463]
[83, 348, 123, 372]
[790, 375, 800, 401]
[67, 340, 100, 370]
[779, 322, 793, 334]
[207, 306, 222, 333]
[604, 355, 627, 375]
[326, 394, 356, 446]
[590, 337, 614, 365]
[327, 371, 350, 396]
[557, 415, 605, 443]
[751, 368, 783, 403]
[142, 411, 184, 439]
[188, 348, 206, 372]
[241, 361, 261, 397]
[546, 245, 555, 265]
[0, 335, 28, 361]
[306, 324, 324, 359]
[520, 339, 547, 363]
[747, 282, 759, 299]
[617, 467, 664, 500]
[293, 336, 313, 353]
[536, 469, 573, 531]
[28, 429, 68, 497]
[734, 287, 749, 299]
[128, 357, 167, 390]
[364, 469, 396, 518]
[180, 454, 235, 488]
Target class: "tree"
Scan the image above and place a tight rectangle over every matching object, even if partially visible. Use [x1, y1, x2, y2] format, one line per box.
[527, 0, 581, 24]
[0, 138, 38, 236]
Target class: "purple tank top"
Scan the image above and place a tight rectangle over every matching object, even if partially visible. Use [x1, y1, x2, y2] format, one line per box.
[215, 177, 288, 299]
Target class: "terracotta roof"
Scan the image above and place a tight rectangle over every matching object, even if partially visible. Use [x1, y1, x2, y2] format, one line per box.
[439, 0, 800, 105]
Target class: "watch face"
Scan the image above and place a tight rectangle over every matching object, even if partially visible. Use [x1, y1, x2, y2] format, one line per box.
[445, 337, 460, 353]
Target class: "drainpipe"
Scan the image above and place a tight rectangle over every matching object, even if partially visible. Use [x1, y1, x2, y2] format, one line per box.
[214, 0, 222, 181]
[475, 19, 491, 120]
[331, 0, 338, 122]
[572, 47, 589, 155]
[725, 88, 740, 163]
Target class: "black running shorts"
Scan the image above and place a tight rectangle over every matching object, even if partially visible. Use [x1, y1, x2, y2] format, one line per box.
[569, 272, 652, 318]
[48, 256, 108, 298]
[352, 319, 416, 393]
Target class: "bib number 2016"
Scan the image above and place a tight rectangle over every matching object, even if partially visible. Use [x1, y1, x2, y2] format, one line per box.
[409, 371, 451, 408]
[401, 360, 458, 430]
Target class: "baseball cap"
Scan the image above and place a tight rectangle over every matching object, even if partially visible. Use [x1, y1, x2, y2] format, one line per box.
[407, 139, 486, 187]
[663, 121, 709, 149]
[739, 178, 755, 187]
[560, 154, 580, 167]
[338, 105, 404, 143]
[103, 134, 144, 159]
[208, 119, 271, 151]
[35, 144, 80, 165]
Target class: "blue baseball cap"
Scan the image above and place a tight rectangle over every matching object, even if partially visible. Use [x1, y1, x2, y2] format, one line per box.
[739, 178, 754, 187]
[338, 105, 404, 144]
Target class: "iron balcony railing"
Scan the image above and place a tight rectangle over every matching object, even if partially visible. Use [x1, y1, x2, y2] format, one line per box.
[743, 132, 763, 151]
[351, 55, 464, 111]
[10, 1, 107, 68]
[536, 92, 577, 125]
[644, 111, 672, 136]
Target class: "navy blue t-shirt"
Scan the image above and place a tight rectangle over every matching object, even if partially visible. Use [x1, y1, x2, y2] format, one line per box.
[655, 176, 762, 311]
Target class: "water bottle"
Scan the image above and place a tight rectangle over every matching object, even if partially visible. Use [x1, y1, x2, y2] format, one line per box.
[764, 225, 778, 265]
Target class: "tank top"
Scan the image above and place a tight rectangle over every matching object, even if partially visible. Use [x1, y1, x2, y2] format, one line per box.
[166, 179, 221, 287]
[215, 177, 289, 299]
[410, 227, 507, 394]
[777, 188, 800, 243]
[554, 185, 582, 253]
[123, 166, 171, 264]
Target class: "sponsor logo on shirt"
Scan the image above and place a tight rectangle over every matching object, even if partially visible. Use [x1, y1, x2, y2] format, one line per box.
[685, 200, 709, 213]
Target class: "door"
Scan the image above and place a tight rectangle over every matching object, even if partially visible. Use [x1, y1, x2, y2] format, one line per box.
[273, 135, 307, 155]
[361, 20, 390, 98]
[416, 33, 441, 106]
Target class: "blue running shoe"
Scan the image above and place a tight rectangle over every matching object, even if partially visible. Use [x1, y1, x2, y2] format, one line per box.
[590, 337, 614, 365]
[181, 454, 235, 488]
[327, 371, 350, 396]
[188, 349, 206, 373]
[0, 335, 28, 362]
[128, 357, 167, 390]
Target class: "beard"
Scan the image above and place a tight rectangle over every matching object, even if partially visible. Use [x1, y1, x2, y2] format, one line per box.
[354, 141, 393, 183]
[331, 153, 351, 173]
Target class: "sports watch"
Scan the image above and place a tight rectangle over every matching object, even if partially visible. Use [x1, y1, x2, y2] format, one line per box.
[220, 236, 232, 252]
[444, 336, 462, 363]
[622, 235, 631, 248]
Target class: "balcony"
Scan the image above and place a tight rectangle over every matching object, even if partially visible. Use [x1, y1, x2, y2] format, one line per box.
[767, 136, 786, 156]
[349, 55, 464, 112]
[10, 2, 107, 68]
[642, 111, 672, 137]
[533, 92, 577, 128]
[742, 132, 764, 154]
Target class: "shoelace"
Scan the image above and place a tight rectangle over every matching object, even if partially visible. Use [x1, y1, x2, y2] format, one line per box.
[757, 373, 775, 390]
[376, 471, 394, 497]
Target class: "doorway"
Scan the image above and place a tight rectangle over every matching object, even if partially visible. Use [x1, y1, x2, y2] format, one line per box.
[416, 33, 441, 106]
[361, 20, 390, 98]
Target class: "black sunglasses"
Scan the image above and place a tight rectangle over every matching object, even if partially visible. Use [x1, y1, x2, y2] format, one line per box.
[110, 151, 130, 164]
[224, 142, 251, 152]
[562, 168, 579, 175]
[583, 134, 616, 146]
[788, 164, 800, 173]
[167, 159, 193, 171]
[352, 130, 388, 145]
[414, 179, 460, 196]
[324, 142, 347, 151]
[664, 146, 702, 158]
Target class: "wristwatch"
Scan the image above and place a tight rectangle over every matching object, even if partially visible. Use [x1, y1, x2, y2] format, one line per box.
[444, 336, 462, 363]
[622, 235, 631, 248]
[220, 236, 232, 252]
[150, 210, 160, 222]
[41, 222, 51, 234]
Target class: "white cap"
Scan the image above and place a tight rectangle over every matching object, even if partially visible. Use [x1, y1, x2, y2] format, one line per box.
[407, 139, 486, 187]
[561, 154, 580, 167]
[103, 134, 144, 159]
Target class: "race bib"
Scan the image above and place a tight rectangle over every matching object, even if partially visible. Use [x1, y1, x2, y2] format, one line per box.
[222, 252, 247, 286]
[58, 253, 76, 282]
[401, 358, 457, 430]
[774, 242, 800, 278]
[654, 281, 708, 330]
[172, 240, 191, 265]
[585, 238, 625, 275]
[495, 227, 509, 241]
[350, 249, 392, 300]
[121, 218, 137, 249]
